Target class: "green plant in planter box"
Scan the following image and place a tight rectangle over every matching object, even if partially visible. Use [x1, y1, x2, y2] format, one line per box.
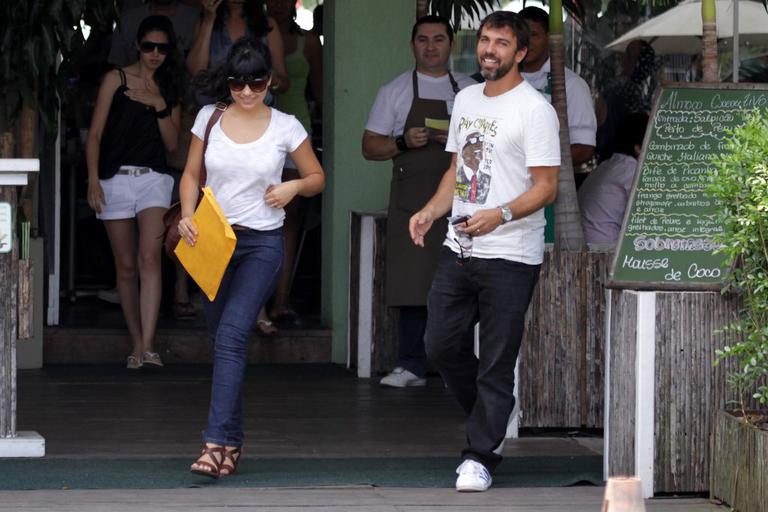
[708, 109, 768, 427]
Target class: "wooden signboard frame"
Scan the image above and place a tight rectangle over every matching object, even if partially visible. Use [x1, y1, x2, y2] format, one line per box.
[608, 82, 768, 291]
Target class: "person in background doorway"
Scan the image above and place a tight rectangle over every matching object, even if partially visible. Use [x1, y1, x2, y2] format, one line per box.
[595, 40, 658, 162]
[519, 6, 596, 167]
[578, 112, 649, 244]
[409, 11, 559, 491]
[264, 0, 323, 328]
[86, 15, 183, 369]
[179, 38, 324, 478]
[186, 0, 289, 99]
[109, 0, 200, 67]
[362, 15, 477, 388]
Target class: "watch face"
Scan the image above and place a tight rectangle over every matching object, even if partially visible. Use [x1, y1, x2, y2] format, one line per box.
[502, 208, 512, 222]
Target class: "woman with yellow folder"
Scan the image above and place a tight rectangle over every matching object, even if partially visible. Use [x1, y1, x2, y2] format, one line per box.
[177, 37, 324, 479]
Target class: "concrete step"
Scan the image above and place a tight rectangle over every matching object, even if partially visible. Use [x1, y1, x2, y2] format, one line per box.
[43, 327, 332, 364]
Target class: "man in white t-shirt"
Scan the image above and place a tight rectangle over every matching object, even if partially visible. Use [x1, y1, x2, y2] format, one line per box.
[362, 16, 476, 389]
[519, 6, 596, 167]
[409, 11, 560, 492]
[579, 112, 648, 244]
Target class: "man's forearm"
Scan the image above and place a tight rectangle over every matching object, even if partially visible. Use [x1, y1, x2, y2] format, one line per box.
[502, 167, 558, 221]
[362, 131, 401, 161]
[571, 144, 594, 166]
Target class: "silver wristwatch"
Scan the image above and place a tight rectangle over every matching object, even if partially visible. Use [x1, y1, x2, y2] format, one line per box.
[499, 205, 513, 224]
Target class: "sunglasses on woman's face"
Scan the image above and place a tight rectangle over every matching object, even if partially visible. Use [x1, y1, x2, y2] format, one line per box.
[227, 76, 270, 93]
[139, 41, 171, 55]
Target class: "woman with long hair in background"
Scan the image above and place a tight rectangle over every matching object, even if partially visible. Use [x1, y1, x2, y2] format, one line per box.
[86, 15, 183, 369]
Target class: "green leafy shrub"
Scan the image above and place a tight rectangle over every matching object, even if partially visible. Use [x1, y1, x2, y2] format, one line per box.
[708, 109, 768, 424]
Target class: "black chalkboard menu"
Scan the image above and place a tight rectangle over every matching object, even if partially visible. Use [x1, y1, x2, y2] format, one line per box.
[608, 83, 768, 291]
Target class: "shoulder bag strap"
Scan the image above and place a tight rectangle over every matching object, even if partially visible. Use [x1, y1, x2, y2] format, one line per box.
[199, 102, 229, 187]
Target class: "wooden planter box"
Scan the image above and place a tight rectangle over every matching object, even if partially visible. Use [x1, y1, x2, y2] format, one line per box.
[710, 409, 768, 512]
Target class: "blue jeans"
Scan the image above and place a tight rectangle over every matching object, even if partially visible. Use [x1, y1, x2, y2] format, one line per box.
[425, 247, 540, 472]
[202, 227, 284, 448]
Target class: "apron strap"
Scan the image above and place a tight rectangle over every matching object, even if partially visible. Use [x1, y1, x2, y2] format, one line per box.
[447, 71, 460, 94]
[411, 69, 420, 98]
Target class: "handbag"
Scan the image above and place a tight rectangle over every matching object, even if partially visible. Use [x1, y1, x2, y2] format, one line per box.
[163, 102, 228, 260]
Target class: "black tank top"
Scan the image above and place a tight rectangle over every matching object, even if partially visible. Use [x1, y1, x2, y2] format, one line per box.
[98, 69, 172, 179]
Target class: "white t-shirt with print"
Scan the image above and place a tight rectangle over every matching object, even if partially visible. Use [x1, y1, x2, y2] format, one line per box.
[444, 81, 561, 265]
[365, 69, 477, 136]
[521, 58, 596, 147]
[191, 105, 307, 231]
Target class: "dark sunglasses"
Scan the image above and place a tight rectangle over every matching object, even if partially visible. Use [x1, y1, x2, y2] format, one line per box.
[139, 41, 171, 55]
[227, 76, 270, 93]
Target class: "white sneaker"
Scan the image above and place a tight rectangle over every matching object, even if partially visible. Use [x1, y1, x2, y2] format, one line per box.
[455, 459, 492, 492]
[379, 367, 426, 388]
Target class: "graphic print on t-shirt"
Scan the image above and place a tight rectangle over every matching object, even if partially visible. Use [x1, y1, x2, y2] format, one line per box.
[455, 115, 498, 205]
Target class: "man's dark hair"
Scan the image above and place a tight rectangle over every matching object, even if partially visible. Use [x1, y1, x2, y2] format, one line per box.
[477, 11, 530, 51]
[519, 6, 550, 34]
[615, 112, 649, 156]
[411, 15, 454, 44]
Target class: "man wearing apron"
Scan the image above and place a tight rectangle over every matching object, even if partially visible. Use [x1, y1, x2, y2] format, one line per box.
[363, 15, 477, 387]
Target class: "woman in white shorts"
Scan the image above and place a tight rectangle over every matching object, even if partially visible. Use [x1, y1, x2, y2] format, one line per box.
[85, 15, 183, 369]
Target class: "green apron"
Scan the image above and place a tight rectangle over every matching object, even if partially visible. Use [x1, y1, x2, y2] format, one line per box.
[386, 70, 459, 306]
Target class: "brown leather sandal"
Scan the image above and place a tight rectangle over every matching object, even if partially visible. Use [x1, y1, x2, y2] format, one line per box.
[220, 446, 242, 476]
[190, 444, 225, 479]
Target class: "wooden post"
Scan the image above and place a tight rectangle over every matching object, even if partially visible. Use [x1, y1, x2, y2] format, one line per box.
[0, 155, 44, 457]
[0, 134, 16, 439]
[0, 184, 18, 439]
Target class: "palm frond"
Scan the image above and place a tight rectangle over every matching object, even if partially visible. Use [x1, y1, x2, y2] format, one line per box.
[429, 0, 500, 30]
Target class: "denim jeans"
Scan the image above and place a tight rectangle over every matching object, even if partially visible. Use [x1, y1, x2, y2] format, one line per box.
[396, 306, 428, 377]
[202, 227, 284, 448]
[425, 247, 540, 472]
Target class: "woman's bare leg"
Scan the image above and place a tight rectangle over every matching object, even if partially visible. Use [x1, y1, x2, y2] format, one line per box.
[136, 206, 167, 354]
[103, 219, 141, 358]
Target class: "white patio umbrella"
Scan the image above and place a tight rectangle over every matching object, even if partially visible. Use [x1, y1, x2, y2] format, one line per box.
[606, 0, 768, 54]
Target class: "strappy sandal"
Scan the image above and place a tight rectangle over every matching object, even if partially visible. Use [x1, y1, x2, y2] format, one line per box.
[190, 444, 225, 479]
[220, 446, 242, 476]
[256, 319, 278, 337]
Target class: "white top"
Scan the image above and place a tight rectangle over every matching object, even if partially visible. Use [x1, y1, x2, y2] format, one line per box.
[365, 69, 477, 136]
[521, 59, 597, 147]
[191, 105, 307, 230]
[108, 3, 200, 67]
[578, 152, 638, 244]
[444, 81, 561, 265]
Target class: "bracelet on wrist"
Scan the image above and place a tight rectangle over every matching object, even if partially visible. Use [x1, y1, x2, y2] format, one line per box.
[155, 105, 171, 119]
[395, 134, 408, 152]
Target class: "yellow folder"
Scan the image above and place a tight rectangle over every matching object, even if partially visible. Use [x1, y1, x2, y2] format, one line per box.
[425, 117, 449, 131]
[174, 187, 237, 301]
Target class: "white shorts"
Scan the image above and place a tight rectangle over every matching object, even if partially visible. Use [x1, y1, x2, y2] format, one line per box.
[97, 168, 174, 220]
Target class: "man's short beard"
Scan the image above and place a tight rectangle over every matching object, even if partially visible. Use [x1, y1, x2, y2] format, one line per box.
[480, 60, 513, 81]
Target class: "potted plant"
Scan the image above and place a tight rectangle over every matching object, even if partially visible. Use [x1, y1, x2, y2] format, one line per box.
[706, 108, 768, 512]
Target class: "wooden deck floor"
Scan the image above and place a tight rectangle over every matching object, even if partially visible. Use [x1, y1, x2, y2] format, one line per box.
[7, 364, 726, 511]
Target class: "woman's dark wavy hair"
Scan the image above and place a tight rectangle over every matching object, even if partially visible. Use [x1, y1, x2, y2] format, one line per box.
[194, 37, 273, 101]
[136, 15, 184, 104]
[215, 0, 271, 38]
